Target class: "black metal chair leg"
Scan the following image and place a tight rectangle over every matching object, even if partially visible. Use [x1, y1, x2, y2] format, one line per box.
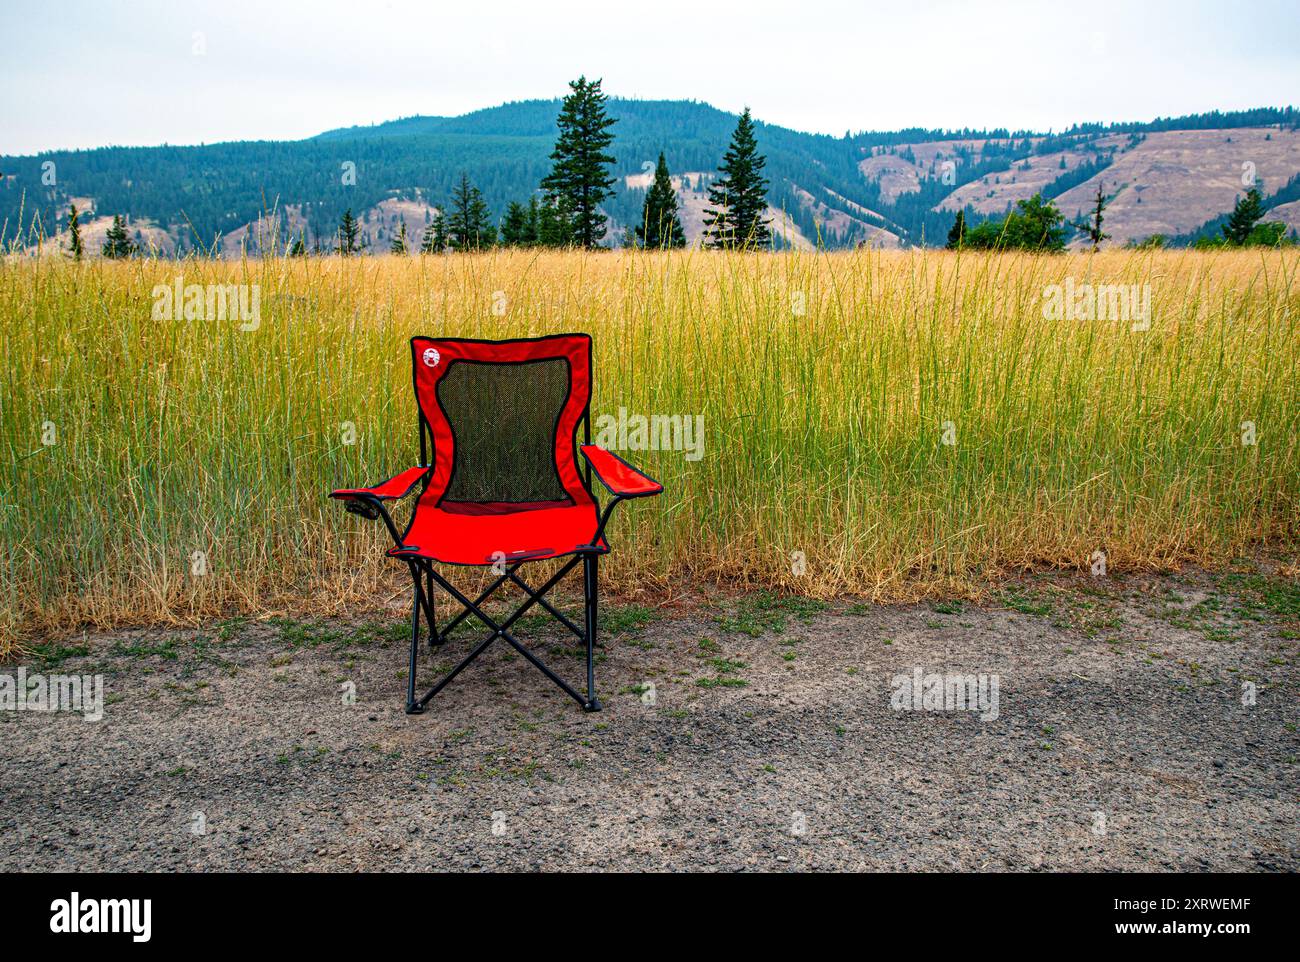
[583, 553, 602, 712]
[402, 556, 603, 714]
[412, 627, 501, 711]
[405, 564, 425, 714]
[423, 562, 440, 650]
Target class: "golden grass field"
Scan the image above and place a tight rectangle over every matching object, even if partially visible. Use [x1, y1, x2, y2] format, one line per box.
[1, 248, 1297, 654]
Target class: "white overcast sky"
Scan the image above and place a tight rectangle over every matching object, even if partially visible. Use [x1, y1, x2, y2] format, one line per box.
[1, 0, 1296, 155]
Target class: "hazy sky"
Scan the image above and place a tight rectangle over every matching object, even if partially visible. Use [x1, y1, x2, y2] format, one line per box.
[2, 0, 1297, 155]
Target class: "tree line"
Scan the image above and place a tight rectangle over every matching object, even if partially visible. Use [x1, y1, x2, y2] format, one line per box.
[942, 181, 1295, 254]
[26, 90, 1298, 258]
[273, 76, 776, 255]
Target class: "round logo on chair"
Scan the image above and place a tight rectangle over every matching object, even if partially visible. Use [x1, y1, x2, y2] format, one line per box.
[422, 348, 441, 368]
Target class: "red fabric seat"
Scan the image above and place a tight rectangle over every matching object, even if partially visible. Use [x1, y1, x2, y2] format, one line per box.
[390, 500, 606, 566]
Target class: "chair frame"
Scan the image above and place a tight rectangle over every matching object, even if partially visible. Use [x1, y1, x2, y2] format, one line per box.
[332, 336, 660, 714]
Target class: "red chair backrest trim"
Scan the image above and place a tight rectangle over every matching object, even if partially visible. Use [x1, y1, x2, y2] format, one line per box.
[409, 334, 594, 510]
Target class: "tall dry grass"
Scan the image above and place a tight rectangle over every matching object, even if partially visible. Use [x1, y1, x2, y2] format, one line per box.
[2, 247, 1297, 652]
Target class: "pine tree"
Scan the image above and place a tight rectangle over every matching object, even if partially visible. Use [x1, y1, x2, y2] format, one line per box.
[541, 76, 618, 248]
[420, 215, 445, 254]
[525, 196, 541, 244]
[945, 210, 966, 250]
[390, 221, 408, 254]
[500, 200, 537, 246]
[446, 173, 497, 250]
[288, 231, 307, 256]
[435, 211, 449, 251]
[338, 208, 361, 255]
[704, 108, 771, 250]
[1222, 187, 1266, 245]
[635, 153, 686, 249]
[537, 196, 572, 247]
[101, 215, 135, 259]
[1072, 184, 1111, 252]
[67, 203, 84, 261]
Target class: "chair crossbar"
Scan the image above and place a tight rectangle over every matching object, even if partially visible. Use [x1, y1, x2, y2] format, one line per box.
[507, 570, 586, 640]
[405, 555, 599, 714]
[435, 562, 525, 641]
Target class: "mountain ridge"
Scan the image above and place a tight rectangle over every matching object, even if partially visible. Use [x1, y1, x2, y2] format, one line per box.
[3, 99, 1297, 254]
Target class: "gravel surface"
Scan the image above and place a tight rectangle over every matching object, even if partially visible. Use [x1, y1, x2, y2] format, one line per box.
[3, 565, 1297, 872]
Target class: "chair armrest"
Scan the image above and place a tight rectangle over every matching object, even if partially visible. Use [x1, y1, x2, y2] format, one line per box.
[330, 466, 430, 503]
[580, 445, 663, 498]
[330, 466, 430, 548]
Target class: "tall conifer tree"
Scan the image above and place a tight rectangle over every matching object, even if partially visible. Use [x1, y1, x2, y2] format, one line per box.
[1222, 187, 1266, 245]
[420, 214, 444, 254]
[101, 215, 135, 259]
[703, 108, 771, 249]
[537, 196, 572, 247]
[338, 208, 361, 255]
[945, 210, 966, 250]
[390, 220, 409, 254]
[446, 172, 496, 250]
[500, 201, 538, 246]
[67, 203, 84, 260]
[636, 153, 686, 249]
[541, 76, 617, 248]
[1073, 184, 1110, 252]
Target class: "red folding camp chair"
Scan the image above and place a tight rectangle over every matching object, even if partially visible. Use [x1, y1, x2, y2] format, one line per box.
[330, 334, 663, 714]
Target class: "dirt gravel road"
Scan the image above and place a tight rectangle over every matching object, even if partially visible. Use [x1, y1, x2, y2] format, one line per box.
[3, 564, 1296, 871]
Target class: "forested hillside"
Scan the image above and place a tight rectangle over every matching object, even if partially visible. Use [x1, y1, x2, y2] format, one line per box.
[3, 100, 1297, 253]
